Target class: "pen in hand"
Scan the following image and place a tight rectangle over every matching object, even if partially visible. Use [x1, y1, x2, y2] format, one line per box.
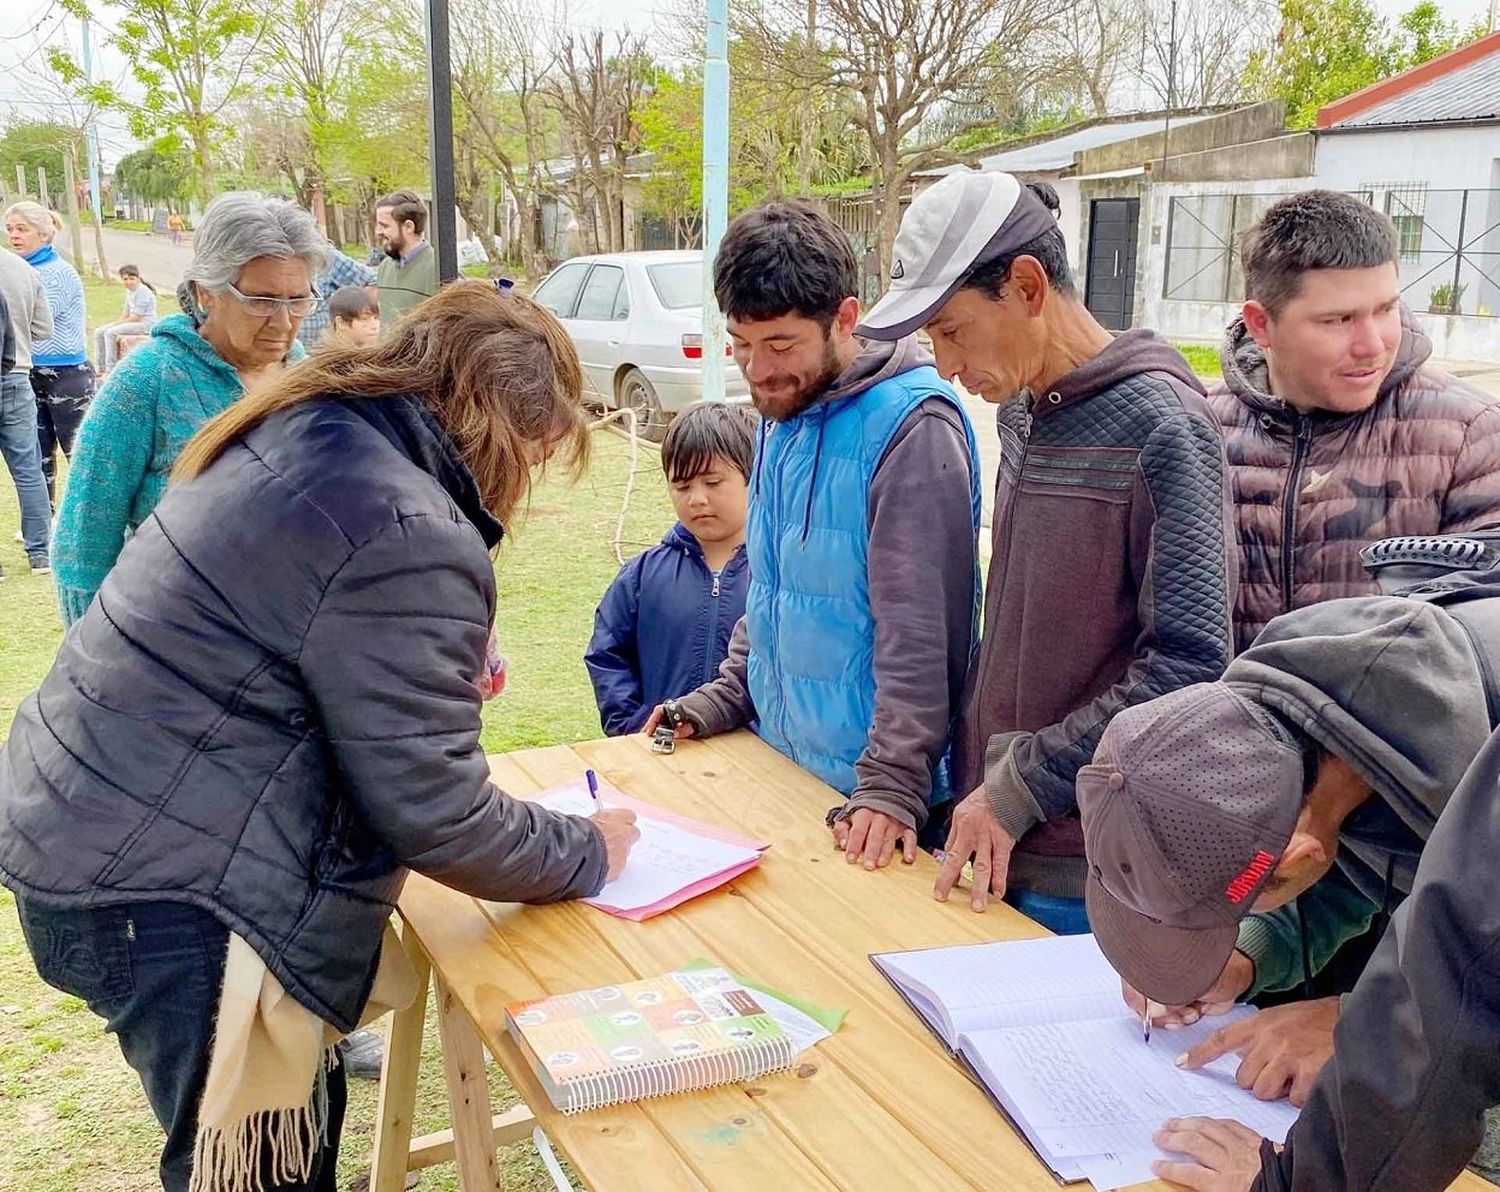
[1142, 1003, 1151, 1045]
[585, 768, 601, 811]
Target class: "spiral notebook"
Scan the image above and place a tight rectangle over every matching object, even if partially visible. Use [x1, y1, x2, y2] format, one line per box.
[506, 966, 796, 1113]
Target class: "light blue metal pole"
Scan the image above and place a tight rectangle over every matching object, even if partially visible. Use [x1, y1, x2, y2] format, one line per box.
[700, 0, 729, 401]
[82, 19, 103, 223]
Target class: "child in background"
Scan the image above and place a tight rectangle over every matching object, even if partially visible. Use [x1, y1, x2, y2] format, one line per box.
[586, 400, 757, 735]
[324, 286, 381, 347]
[94, 265, 158, 374]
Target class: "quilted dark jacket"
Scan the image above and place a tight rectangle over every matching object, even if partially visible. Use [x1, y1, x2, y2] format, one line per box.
[957, 331, 1236, 897]
[1207, 309, 1500, 653]
[0, 393, 607, 1031]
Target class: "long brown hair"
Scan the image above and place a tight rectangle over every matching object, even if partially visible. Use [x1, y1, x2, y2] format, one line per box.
[174, 281, 589, 526]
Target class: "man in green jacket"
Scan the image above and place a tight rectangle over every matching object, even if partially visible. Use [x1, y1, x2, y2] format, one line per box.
[374, 189, 438, 325]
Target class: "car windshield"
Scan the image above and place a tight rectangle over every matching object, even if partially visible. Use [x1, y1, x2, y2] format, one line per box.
[646, 262, 703, 310]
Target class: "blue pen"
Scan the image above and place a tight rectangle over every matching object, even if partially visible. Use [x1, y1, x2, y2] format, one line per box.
[585, 769, 600, 810]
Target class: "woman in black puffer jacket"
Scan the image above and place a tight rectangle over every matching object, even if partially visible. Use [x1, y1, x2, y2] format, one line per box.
[0, 281, 639, 1191]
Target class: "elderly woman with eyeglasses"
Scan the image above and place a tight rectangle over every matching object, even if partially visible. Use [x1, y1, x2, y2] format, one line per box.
[52, 192, 327, 624]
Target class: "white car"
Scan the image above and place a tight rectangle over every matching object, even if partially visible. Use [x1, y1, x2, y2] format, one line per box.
[529, 250, 749, 440]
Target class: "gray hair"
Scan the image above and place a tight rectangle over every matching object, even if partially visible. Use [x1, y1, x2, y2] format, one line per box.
[182, 192, 330, 293]
[4, 200, 57, 243]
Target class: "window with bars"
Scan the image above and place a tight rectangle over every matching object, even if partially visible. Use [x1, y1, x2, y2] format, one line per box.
[1367, 182, 1427, 263]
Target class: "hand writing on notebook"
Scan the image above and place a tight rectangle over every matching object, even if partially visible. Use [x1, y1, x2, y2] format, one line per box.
[934, 787, 1016, 911]
[1121, 951, 1252, 1028]
[1151, 1117, 1266, 1190]
[830, 806, 917, 870]
[590, 808, 642, 880]
[1177, 997, 1340, 1107]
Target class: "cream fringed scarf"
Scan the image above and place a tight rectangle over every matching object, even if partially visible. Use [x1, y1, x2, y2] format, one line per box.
[190, 923, 418, 1192]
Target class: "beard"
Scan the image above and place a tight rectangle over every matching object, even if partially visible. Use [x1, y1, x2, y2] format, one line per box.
[380, 235, 403, 261]
[749, 336, 845, 422]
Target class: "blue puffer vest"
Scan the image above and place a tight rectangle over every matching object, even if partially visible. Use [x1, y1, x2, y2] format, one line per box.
[745, 365, 981, 798]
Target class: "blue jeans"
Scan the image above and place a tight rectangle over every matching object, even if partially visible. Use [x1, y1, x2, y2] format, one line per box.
[1007, 888, 1092, 936]
[14, 896, 346, 1191]
[0, 371, 50, 554]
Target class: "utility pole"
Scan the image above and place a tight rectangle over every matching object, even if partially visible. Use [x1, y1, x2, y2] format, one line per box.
[424, 0, 459, 283]
[82, 17, 109, 277]
[62, 148, 87, 270]
[1160, 0, 1178, 180]
[701, 0, 729, 401]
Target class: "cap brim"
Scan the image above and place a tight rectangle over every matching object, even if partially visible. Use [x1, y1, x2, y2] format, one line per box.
[1085, 873, 1240, 1007]
[857, 277, 963, 341]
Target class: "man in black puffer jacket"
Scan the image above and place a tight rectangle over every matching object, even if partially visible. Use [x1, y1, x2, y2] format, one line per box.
[0, 284, 634, 1190]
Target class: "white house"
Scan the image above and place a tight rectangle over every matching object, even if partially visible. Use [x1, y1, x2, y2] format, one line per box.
[1141, 30, 1500, 360]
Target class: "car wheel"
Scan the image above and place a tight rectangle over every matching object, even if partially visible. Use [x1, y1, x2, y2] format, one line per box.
[617, 367, 669, 443]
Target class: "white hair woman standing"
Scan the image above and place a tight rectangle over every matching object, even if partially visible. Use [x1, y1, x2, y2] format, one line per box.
[5, 199, 93, 509]
[51, 192, 329, 624]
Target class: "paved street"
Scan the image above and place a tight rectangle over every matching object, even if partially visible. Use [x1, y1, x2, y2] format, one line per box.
[78, 224, 195, 290]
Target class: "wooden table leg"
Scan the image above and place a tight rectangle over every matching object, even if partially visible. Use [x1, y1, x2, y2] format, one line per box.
[370, 923, 432, 1192]
[436, 974, 503, 1191]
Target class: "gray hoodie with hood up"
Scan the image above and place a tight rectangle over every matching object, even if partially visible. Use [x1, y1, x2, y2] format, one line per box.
[1226, 588, 1496, 994]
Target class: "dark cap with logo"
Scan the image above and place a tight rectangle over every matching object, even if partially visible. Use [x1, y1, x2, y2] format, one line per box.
[858, 170, 1059, 341]
[1078, 683, 1308, 1005]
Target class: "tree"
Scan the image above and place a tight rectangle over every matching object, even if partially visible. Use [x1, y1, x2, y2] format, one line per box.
[260, 0, 360, 225]
[1048, 0, 1142, 116]
[1135, 0, 1273, 109]
[449, 0, 563, 275]
[779, 0, 1077, 280]
[543, 32, 653, 255]
[114, 138, 194, 206]
[51, 0, 269, 198]
[1244, 0, 1483, 129]
[0, 120, 80, 196]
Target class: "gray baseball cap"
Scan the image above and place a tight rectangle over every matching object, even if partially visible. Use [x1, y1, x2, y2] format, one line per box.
[858, 170, 1059, 340]
[1078, 683, 1308, 1006]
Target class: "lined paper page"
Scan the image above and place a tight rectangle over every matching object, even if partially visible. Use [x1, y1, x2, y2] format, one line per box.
[962, 1010, 1300, 1160]
[875, 934, 1125, 1041]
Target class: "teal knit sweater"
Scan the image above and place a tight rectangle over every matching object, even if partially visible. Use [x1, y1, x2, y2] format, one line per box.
[52, 315, 306, 624]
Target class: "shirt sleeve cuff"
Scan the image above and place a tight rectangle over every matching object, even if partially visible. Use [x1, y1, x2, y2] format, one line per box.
[1235, 915, 1280, 998]
[983, 732, 1045, 842]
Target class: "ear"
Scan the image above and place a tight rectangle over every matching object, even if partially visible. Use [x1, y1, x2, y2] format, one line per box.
[1243, 300, 1274, 348]
[1010, 256, 1051, 315]
[1275, 830, 1328, 875]
[832, 295, 861, 339]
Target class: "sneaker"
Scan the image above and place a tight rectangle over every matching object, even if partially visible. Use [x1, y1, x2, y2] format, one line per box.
[28, 553, 50, 575]
[337, 1028, 384, 1080]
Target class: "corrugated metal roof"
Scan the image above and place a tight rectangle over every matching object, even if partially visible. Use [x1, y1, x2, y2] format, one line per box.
[919, 113, 1216, 177]
[1331, 49, 1500, 128]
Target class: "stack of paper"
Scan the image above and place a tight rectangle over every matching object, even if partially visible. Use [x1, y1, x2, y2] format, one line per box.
[874, 934, 1300, 1189]
[530, 779, 770, 920]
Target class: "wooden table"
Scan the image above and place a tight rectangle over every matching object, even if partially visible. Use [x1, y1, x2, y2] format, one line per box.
[367, 731, 1491, 1192]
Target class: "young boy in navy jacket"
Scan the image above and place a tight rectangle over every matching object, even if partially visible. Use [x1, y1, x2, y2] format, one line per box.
[585, 401, 757, 735]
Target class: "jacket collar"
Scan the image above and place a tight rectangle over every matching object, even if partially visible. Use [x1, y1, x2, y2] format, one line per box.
[343, 394, 505, 548]
[661, 521, 746, 567]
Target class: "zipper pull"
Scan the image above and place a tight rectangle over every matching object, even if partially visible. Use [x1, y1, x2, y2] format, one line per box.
[711, 574, 721, 597]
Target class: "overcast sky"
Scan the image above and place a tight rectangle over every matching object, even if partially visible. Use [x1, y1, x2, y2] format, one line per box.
[2, 0, 1493, 169]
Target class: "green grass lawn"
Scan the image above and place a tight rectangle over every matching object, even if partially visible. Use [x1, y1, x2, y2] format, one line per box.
[0, 305, 674, 1188]
[1174, 341, 1222, 379]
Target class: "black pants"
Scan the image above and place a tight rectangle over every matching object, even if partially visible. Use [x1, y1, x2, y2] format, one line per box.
[30, 362, 95, 504]
[15, 896, 346, 1191]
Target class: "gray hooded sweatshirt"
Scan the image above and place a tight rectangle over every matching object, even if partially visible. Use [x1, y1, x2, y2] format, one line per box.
[675, 335, 978, 831]
[1226, 591, 1495, 994]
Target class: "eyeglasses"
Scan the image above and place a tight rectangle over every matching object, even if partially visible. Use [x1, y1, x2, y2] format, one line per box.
[224, 283, 322, 319]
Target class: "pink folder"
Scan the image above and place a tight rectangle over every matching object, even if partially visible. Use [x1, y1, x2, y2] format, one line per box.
[526, 779, 771, 921]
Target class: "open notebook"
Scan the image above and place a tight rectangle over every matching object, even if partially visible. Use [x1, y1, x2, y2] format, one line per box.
[527, 778, 769, 919]
[872, 934, 1300, 1190]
